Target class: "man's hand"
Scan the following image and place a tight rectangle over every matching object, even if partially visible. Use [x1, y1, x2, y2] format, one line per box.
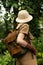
[25, 44, 37, 55]
[31, 47, 37, 55]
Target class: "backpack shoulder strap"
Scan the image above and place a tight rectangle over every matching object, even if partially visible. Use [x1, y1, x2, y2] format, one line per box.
[16, 24, 24, 32]
[28, 32, 34, 40]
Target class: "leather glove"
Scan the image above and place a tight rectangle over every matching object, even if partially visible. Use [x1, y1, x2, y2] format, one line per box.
[25, 44, 37, 55]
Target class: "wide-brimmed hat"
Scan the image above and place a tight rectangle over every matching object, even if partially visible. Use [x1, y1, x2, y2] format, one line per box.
[16, 10, 33, 23]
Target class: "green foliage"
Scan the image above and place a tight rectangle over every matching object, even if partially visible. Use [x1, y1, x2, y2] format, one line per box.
[32, 32, 43, 65]
[37, 58, 43, 65]
[29, 18, 40, 37]
[0, 51, 12, 65]
[33, 34, 43, 52]
[1, 0, 43, 37]
[0, 0, 43, 65]
[0, 40, 6, 52]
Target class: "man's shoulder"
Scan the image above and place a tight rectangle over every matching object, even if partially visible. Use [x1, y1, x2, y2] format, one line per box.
[22, 24, 29, 28]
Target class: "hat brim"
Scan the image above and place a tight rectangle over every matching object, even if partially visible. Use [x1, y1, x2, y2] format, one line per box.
[16, 15, 33, 23]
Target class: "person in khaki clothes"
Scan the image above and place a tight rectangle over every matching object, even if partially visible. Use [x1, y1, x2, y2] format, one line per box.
[15, 10, 37, 65]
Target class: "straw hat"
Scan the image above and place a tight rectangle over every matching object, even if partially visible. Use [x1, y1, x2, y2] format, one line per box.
[16, 10, 33, 23]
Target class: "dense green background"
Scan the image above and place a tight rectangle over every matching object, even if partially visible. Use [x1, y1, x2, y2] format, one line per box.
[0, 0, 43, 65]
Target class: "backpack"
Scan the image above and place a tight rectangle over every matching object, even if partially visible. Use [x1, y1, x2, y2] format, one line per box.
[3, 25, 34, 58]
[3, 29, 24, 57]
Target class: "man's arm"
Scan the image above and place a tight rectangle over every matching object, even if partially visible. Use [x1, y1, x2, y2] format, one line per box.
[17, 33, 36, 55]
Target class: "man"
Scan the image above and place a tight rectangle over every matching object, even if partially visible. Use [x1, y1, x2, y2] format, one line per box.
[15, 10, 37, 65]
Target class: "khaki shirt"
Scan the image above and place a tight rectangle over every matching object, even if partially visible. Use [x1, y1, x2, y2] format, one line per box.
[16, 23, 29, 35]
[16, 23, 34, 40]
